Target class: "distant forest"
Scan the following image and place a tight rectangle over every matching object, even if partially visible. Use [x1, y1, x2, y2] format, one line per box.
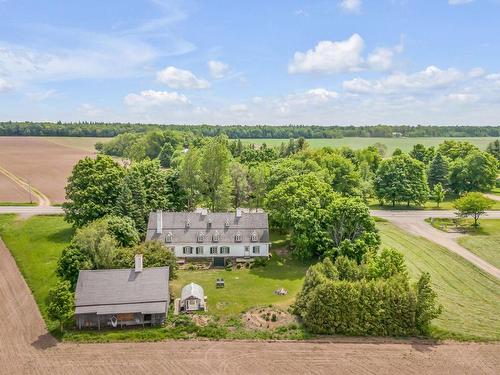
[1, 121, 499, 138]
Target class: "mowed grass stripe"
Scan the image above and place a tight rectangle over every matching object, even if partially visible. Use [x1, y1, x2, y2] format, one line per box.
[378, 222, 500, 341]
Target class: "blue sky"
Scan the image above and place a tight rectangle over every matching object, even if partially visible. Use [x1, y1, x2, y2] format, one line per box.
[1, 0, 499, 125]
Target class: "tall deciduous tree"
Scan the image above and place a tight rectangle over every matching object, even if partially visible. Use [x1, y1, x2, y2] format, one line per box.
[200, 136, 233, 211]
[130, 159, 173, 212]
[63, 155, 125, 227]
[449, 151, 498, 194]
[178, 148, 202, 210]
[374, 154, 429, 207]
[115, 168, 147, 233]
[230, 161, 249, 208]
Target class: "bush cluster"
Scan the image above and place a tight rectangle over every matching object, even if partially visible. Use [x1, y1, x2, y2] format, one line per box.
[294, 250, 442, 336]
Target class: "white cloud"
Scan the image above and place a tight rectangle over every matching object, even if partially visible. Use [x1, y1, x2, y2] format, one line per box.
[446, 93, 479, 103]
[208, 60, 229, 79]
[448, 0, 475, 5]
[339, 0, 362, 14]
[124, 90, 189, 110]
[289, 34, 402, 74]
[156, 66, 210, 89]
[289, 34, 365, 74]
[79, 103, 104, 117]
[229, 104, 248, 112]
[343, 66, 466, 94]
[0, 77, 13, 92]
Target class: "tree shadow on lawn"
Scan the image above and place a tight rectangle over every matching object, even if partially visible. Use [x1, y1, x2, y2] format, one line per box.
[46, 226, 74, 244]
[248, 256, 312, 281]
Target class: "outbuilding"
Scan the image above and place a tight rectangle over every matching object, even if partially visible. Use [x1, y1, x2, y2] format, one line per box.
[180, 282, 205, 312]
[74, 255, 169, 329]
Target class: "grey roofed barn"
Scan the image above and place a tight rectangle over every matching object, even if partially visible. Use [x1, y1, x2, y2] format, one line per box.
[146, 210, 269, 244]
[75, 267, 169, 315]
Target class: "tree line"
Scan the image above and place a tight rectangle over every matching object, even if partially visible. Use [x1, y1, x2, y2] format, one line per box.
[1, 121, 500, 138]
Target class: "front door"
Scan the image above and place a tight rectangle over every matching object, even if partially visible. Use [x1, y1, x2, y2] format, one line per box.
[213, 257, 225, 267]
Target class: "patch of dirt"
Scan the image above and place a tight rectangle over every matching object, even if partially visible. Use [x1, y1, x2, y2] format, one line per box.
[243, 307, 298, 330]
[0, 173, 29, 202]
[190, 314, 213, 327]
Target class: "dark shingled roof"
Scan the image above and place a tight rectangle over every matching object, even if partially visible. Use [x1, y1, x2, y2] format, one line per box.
[75, 267, 169, 315]
[146, 211, 270, 244]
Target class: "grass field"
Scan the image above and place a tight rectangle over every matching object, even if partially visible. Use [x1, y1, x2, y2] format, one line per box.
[378, 221, 500, 341]
[0, 214, 73, 331]
[242, 137, 498, 153]
[455, 219, 500, 269]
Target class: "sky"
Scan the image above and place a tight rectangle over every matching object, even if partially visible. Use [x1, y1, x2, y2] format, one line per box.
[0, 0, 499, 126]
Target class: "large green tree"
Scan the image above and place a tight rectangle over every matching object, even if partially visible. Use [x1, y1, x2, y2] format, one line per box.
[449, 151, 498, 194]
[229, 161, 249, 208]
[115, 168, 147, 234]
[63, 155, 125, 227]
[265, 173, 337, 258]
[374, 154, 429, 206]
[178, 148, 202, 210]
[200, 136, 233, 210]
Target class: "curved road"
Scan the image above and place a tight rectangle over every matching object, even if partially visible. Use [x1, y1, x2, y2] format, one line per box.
[372, 210, 500, 279]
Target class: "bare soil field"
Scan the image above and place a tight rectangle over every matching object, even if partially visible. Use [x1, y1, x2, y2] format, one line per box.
[1, 238, 499, 375]
[0, 173, 29, 202]
[0, 137, 96, 203]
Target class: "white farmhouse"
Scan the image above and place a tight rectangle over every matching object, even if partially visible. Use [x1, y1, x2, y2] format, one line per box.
[145, 209, 270, 267]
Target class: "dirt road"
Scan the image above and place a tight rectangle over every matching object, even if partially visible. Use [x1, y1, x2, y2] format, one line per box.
[484, 193, 500, 202]
[372, 210, 500, 279]
[1, 239, 500, 374]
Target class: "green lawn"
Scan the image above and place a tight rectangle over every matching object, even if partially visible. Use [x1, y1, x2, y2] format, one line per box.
[457, 219, 500, 269]
[0, 214, 73, 330]
[242, 137, 498, 153]
[171, 255, 308, 318]
[378, 221, 500, 341]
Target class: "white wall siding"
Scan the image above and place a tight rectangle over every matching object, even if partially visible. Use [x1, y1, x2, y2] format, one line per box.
[171, 243, 269, 257]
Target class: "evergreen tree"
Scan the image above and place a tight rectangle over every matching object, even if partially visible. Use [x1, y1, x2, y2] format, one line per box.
[427, 152, 449, 189]
[486, 139, 500, 162]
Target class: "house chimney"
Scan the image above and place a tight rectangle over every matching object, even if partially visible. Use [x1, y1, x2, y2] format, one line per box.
[236, 208, 242, 218]
[156, 210, 163, 234]
[135, 254, 143, 273]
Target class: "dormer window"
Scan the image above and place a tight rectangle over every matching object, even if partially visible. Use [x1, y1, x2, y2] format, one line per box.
[197, 232, 205, 242]
[235, 232, 242, 242]
[186, 219, 191, 228]
[212, 231, 220, 242]
[165, 232, 173, 243]
[251, 231, 258, 242]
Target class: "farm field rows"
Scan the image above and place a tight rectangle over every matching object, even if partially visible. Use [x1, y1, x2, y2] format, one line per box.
[242, 136, 498, 153]
[0, 137, 97, 203]
[378, 221, 500, 341]
[45, 136, 110, 152]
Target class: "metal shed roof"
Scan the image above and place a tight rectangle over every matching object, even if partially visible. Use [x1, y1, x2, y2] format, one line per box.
[180, 282, 204, 302]
[75, 267, 169, 315]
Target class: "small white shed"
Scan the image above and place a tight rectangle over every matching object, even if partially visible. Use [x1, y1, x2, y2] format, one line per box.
[180, 283, 205, 312]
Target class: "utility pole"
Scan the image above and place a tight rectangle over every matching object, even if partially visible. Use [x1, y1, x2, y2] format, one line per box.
[28, 180, 33, 204]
